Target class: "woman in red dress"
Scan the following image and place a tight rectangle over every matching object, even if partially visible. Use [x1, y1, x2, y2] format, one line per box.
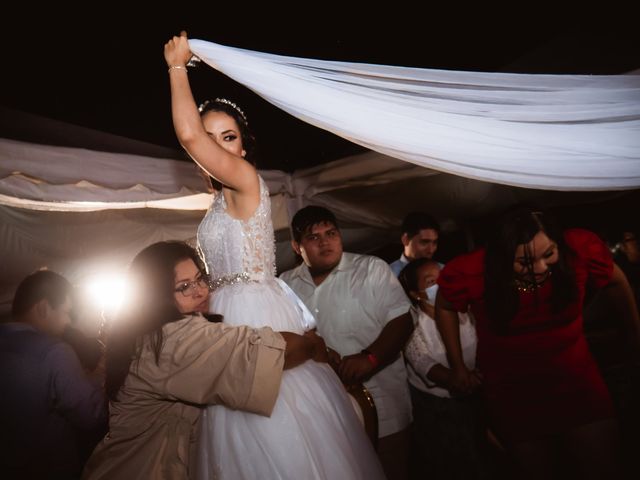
[435, 206, 640, 479]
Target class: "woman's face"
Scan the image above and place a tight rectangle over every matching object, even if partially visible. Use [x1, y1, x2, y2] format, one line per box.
[202, 110, 246, 159]
[173, 258, 210, 314]
[513, 231, 559, 281]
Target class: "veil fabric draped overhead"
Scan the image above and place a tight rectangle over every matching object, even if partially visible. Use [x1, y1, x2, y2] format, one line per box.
[189, 39, 640, 191]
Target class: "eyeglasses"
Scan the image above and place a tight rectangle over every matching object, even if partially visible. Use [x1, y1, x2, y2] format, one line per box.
[174, 276, 210, 297]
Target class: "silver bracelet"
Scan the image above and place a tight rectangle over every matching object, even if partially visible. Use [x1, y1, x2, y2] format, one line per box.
[168, 65, 187, 73]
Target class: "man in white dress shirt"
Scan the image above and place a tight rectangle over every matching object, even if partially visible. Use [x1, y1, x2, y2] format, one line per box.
[389, 212, 441, 277]
[280, 205, 413, 480]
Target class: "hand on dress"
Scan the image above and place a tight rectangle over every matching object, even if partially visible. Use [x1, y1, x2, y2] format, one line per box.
[303, 329, 330, 363]
[326, 347, 342, 373]
[164, 30, 193, 69]
[338, 353, 375, 385]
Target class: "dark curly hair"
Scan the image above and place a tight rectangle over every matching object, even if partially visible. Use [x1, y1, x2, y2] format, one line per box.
[398, 258, 437, 306]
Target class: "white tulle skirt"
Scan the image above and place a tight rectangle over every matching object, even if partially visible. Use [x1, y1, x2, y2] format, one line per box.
[194, 278, 385, 480]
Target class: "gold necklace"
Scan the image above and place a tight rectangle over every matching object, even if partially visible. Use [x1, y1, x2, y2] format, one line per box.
[514, 270, 552, 293]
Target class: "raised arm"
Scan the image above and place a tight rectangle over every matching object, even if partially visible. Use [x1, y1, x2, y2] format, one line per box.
[163, 32, 259, 215]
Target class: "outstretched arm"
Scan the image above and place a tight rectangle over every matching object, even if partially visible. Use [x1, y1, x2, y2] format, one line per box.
[163, 32, 258, 204]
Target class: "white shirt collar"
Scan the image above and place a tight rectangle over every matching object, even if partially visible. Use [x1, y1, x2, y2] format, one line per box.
[290, 252, 357, 285]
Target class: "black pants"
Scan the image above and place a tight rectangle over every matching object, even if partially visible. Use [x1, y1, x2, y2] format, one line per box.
[408, 384, 486, 480]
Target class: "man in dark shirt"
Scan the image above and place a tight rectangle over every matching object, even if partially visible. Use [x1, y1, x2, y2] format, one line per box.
[0, 270, 108, 479]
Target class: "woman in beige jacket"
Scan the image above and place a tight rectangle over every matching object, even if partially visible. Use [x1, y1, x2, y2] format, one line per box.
[82, 241, 328, 479]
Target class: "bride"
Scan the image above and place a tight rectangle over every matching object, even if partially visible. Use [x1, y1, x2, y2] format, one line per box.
[165, 32, 385, 479]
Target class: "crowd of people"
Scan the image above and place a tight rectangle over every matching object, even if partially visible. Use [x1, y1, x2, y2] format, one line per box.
[1, 31, 639, 480]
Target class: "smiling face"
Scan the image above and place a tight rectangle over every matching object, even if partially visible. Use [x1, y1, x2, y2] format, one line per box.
[202, 110, 246, 159]
[173, 258, 210, 315]
[513, 231, 559, 282]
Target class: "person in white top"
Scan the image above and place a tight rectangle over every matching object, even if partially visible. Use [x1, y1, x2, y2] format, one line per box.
[280, 205, 414, 480]
[398, 258, 485, 479]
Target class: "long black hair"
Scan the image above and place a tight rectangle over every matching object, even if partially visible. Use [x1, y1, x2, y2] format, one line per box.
[483, 206, 577, 334]
[105, 241, 211, 400]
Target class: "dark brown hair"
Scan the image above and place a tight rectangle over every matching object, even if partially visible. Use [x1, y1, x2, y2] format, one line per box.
[290, 205, 339, 243]
[105, 241, 214, 400]
[398, 258, 438, 306]
[401, 212, 440, 238]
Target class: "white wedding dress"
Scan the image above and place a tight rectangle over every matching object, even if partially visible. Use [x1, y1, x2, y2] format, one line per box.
[194, 176, 385, 480]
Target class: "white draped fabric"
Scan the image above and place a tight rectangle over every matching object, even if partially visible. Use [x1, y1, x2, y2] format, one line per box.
[0, 137, 631, 310]
[189, 39, 640, 191]
[0, 138, 211, 210]
[2, 43, 639, 319]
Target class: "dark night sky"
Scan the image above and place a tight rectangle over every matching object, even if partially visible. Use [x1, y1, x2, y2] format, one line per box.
[2, 6, 638, 172]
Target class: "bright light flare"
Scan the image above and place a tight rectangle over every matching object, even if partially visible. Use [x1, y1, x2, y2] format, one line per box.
[85, 273, 130, 313]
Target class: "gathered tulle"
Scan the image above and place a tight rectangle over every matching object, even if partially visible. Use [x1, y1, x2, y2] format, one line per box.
[195, 176, 385, 479]
[195, 279, 385, 479]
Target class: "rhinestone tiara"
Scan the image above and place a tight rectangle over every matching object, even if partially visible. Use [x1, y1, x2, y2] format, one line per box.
[198, 98, 248, 124]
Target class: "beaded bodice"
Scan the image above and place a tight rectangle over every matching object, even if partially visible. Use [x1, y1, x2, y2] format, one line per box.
[197, 176, 276, 282]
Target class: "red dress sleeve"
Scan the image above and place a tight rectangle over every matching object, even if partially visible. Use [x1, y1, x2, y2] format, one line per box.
[438, 249, 484, 312]
[564, 228, 614, 289]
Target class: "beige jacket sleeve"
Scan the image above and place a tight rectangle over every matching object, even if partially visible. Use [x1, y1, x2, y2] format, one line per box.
[131, 315, 286, 416]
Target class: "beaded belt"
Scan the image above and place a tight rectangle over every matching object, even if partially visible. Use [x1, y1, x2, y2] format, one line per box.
[208, 272, 265, 291]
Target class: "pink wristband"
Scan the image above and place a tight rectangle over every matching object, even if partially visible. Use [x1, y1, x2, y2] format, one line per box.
[362, 350, 379, 369]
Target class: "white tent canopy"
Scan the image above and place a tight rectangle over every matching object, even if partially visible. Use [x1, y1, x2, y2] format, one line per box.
[190, 39, 640, 191]
[2, 134, 633, 318]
